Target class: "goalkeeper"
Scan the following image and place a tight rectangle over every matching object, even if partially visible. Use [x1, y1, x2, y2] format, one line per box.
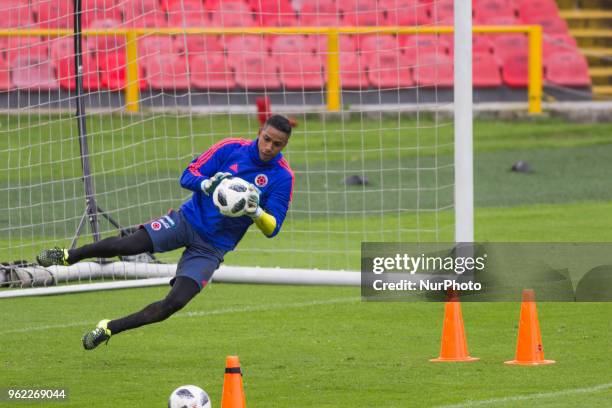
[36, 115, 294, 350]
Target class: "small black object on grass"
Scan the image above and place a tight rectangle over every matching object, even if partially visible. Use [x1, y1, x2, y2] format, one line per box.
[343, 175, 369, 186]
[511, 161, 532, 173]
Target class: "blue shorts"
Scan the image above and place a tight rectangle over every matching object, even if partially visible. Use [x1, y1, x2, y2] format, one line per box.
[141, 210, 226, 290]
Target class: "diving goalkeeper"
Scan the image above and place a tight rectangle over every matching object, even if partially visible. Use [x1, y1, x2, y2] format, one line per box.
[36, 115, 294, 350]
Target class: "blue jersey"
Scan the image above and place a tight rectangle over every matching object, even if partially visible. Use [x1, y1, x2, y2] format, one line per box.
[179, 137, 294, 252]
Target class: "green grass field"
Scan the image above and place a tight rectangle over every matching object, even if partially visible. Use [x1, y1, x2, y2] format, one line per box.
[1, 114, 612, 407]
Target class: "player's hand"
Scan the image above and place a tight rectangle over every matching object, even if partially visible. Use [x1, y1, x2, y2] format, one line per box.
[244, 184, 261, 218]
[201, 172, 231, 196]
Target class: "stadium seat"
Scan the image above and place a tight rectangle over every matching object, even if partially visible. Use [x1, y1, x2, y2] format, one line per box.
[401, 35, 448, 64]
[299, 0, 341, 27]
[232, 54, 280, 90]
[492, 34, 528, 60]
[545, 52, 591, 87]
[472, 52, 502, 87]
[0, 0, 34, 28]
[271, 35, 309, 55]
[543, 34, 578, 58]
[473, 35, 494, 55]
[167, 0, 208, 27]
[517, 0, 558, 19]
[11, 56, 59, 90]
[412, 53, 453, 87]
[501, 52, 528, 87]
[473, 0, 516, 23]
[310, 35, 356, 57]
[5, 37, 49, 65]
[209, 1, 255, 27]
[82, 0, 122, 28]
[189, 53, 236, 90]
[226, 36, 269, 57]
[174, 35, 224, 57]
[97, 51, 147, 90]
[138, 36, 176, 59]
[522, 16, 569, 34]
[429, 0, 453, 23]
[33, 0, 73, 28]
[338, 0, 384, 26]
[122, 0, 167, 28]
[381, 0, 430, 26]
[356, 35, 401, 55]
[278, 53, 325, 90]
[336, 52, 368, 89]
[0, 59, 12, 90]
[144, 53, 190, 90]
[49, 37, 73, 63]
[86, 19, 125, 54]
[477, 15, 520, 25]
[253, 0, 297, 27]
[366, 50, 414, 88]
[55, 54, 102, 90]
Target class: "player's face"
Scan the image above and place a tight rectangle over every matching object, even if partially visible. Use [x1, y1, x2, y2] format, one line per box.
[258, 126, 289, 162]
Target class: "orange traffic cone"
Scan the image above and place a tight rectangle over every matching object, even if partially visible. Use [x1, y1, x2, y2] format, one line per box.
[430, 293, 479, 362]
[505, 289, 555, 365]
[221, 356, 247, 408]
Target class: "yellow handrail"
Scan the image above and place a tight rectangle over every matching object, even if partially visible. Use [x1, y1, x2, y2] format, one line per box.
[0, 25, 543, 114]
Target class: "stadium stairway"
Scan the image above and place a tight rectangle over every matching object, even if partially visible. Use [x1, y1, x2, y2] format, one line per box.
[559, 0, 612, 99]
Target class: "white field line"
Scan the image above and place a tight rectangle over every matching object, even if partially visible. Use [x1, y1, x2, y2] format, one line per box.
[0, 297, 359, 336]
[435, 382, 612, 408]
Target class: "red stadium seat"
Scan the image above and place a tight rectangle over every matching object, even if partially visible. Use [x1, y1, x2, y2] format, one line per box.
[189, 53, 236, 90]
[226, 36, 269, 57]
[473, 52, 502, 87]
[381, 0, 430, 26]
[5, 37, 49, 65]
[299, 0, 341, 27]
[501, 52, 528, 87]
[86, 19, 125, 53]
[492, 34, 528, 60]
[278, 53, 325, 90]
[209, 1, 255, 27]
[412, 53, 453, 87]
[232, 54, 280, 90]
[271, 35, 309, 55]
[0, 0, 34, 28]
[253, 0, 297, 27]
[473, 35, 494, 55]
[56, 55, 101, 90]
[401, 35, 448, 64]
[144, 53, 190, 90]
[477, 15, 520, 25]
[138, 36, 176, 59]
[97, 51, 147, 90]
[543, 34, 578, 58]
[34, 0, 73, 28]
[49, 37, 73, 63]
[522, 16, 568, 34]
[122, 0, 167, 27]
[356, 35, 401, 55]
[11, 56, 59, 90]
[429, 0, 453, 23]
[365, 50, 414, 88]
[310, 35, 356, 57]
[174, 35, 224, 57]
[545, 51, 591, 87]
[337, 52, 368, 89]
[473, 0, 516, 23]
[0, 59, 12, 90]
[338, 0, 384, 26]
[167, 0, 208, 27]
[82, 0, 122, 28]
[518, 0, 558, 19]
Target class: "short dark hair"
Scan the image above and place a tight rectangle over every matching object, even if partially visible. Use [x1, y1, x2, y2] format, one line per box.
[264, 114, 292, 137]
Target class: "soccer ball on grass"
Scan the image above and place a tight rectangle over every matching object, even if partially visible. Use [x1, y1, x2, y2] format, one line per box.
[213, 177, 251, 217]
[168, 385, 211, 408]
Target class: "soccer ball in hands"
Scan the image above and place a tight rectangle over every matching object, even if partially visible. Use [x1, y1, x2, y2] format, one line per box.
[168, 385, 211, 408]
[213, 177, 251, 217]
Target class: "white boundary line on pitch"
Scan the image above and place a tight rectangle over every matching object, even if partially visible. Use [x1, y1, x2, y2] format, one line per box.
[0, 297, 360, 335]
[435, 382, 612, 408]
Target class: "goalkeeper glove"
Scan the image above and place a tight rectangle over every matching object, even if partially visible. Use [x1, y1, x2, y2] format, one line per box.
[201, 172, 231, 196]
[244, 184, 262, 218]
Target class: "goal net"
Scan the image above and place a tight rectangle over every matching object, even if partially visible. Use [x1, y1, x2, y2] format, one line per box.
[0, 0, 466, 290]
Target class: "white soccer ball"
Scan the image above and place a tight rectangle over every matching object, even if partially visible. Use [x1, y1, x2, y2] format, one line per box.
[213, 177, 250, 217]
[168, 385, 211, 408]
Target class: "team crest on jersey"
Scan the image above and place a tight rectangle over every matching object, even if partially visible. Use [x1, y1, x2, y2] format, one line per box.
[255, 174, 268, 187]
[151, 221, 162, 231]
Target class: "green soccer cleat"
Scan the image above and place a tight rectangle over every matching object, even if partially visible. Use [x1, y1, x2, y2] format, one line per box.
[36, 247, 69, 267]
[82, 319, 112, 350]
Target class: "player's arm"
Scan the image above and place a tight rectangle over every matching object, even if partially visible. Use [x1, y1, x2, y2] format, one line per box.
[245, 177, 292, 238]
[180, 141, 236, 194]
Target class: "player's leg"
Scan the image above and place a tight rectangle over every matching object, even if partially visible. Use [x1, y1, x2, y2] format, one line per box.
[82, 276, 199, 350]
